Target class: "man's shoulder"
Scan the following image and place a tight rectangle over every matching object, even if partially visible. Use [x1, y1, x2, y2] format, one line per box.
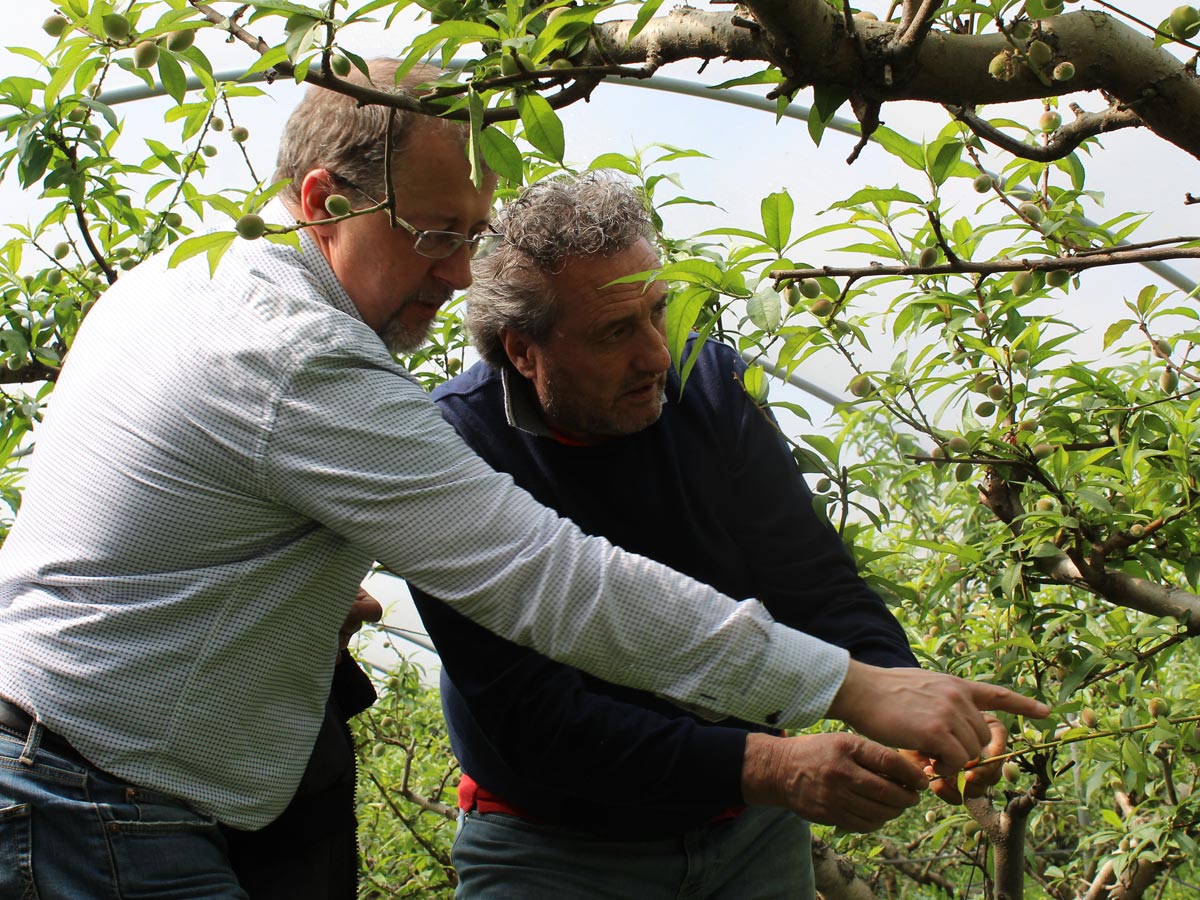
[431, 360, 502, 406]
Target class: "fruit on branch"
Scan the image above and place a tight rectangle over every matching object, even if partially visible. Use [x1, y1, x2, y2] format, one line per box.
[798, 278, 821, 299]
[164, 212, 183, 228]
[784, 283, 801, 306]
[166, 30, 194, 52]
[235, 214, 267, 240]
[331, 54, 351, 77]
[814, 477, 831, 493]
[954, 462, 973, 482]
[1148, 697, 1171, 717]
[102, 13, 131, 42]
[1039, 109, 1062, 133]
[231, 126, 249, 143]
[1012, 271, 1034, 296]
[973, 173, 995, 193]
[1011, 348, 1031, 364]
[1035, 497, 1056, 511]
[947, 435, 970, 454]
[1152, 337, 1173, 358]
[1003, 762, 1021, 783]
[988, 51, 1014, 81]
[1027, 40, 1052, 68]
[1018, 202, 1044, 223]
[133, 40, 159, 70]
[1045, 269, 1070, 288]
[210, 117, 224, 132]
[53, 242, 70, 260]
[987, 383, 1006, 401]
[810, 297, 834, 317]
[325, 194, 351, 217]
[975, 400, 996, 417]
[848, 374, 873, 398]
[201, 145, 217, 158]
[1032, 442, 1055, 459]
[1170, 5, 1200, 40]
[1053, 61, 1075, 81]
[918, 247, 939, 267]
[1080, 707, 1098, 727]
[1160, 368, 1179, 392]
[43, 15, 68, 37]
[1011, 20, 1032, 42]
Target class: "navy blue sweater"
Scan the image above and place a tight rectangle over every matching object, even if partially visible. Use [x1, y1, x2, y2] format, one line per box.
[412, 339, 918, 839]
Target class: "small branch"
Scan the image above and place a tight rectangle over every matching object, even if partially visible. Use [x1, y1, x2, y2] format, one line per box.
[949, 103, 1143, 161]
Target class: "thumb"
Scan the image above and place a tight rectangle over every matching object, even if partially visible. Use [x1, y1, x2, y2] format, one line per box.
[853, 740, 929, 791]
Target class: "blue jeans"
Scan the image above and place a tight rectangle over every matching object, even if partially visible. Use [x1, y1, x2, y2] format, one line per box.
[451, 805, 815, 899]
[0, 718, 247, 899]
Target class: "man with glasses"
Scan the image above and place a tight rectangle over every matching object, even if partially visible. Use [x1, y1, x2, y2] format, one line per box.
[0, 59, 1047, 899]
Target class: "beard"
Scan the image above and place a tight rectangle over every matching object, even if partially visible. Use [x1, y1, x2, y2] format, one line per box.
[379, 287, 452, 354]
[540, 371, 668, 440]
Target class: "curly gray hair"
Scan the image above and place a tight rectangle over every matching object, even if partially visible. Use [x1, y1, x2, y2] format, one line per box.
[274, 60, 461, 205]
[467, 171, 656, 369]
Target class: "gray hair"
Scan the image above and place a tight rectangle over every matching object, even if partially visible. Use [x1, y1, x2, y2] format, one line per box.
[274, 60, 461, 204]
[467, 171, 656, 369]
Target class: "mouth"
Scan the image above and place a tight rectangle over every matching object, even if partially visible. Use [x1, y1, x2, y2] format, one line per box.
[623, 378, 666, 401]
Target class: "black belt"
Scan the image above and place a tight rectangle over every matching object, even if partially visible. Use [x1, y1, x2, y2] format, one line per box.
[0, 698, 94, 768]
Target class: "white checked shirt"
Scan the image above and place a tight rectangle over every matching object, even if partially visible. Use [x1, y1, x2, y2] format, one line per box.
[0, 202, 848, 828]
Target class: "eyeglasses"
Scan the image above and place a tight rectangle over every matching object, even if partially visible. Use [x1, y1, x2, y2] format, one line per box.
[330, 173, 503, 260]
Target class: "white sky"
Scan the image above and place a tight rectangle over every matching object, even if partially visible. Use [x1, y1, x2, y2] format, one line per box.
[4, 1, 1199, 672]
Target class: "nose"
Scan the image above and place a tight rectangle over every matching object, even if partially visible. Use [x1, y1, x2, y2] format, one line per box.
[430, 244, 474, 291]
[638, 321, 671, 374]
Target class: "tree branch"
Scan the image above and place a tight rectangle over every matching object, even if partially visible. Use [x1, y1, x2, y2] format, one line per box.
[949, 102, 1143, 161]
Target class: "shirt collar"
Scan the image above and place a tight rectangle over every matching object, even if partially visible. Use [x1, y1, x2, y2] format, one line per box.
[500, 366, 554, 437]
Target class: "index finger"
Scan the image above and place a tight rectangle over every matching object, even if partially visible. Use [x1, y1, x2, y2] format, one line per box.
[967, 682, 1051, 720]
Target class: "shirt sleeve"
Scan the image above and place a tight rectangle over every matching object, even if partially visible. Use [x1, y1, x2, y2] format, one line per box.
[414, 588, 748, 813]
[262, 349, 850, 730]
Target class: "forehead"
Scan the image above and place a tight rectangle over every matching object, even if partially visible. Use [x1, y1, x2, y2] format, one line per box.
[549, 240, 664, 321]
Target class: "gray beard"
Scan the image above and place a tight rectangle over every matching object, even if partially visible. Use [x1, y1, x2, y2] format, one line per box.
[379, 288, 451, 353]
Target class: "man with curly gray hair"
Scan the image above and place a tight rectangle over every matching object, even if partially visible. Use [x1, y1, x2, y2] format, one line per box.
[410, 172, 1018, 898]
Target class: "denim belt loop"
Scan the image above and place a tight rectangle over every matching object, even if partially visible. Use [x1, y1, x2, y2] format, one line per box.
[19, 719, 44, 766]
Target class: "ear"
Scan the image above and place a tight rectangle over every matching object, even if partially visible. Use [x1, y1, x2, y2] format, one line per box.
[499, 328, 540, 381]
[297, 169, 338, 232]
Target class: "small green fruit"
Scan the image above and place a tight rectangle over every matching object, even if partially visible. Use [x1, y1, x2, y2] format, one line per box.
[164, 211, 183, 228]
[201, 144, 217, 158]
[1003, 762, 1021, 783]
[814, 477, 832, 493]
[46, 268, 63, 287]
[1011, 21, 1032, 42]
[1152, 337, 1173, 358]
[925, 809, 938, 824]
[798, 278, 821, 299]
[1045, 268, 1070, 288]
[1130, 522, 1146, 538]
[784, 284, 802, 307]
[119, 257, 137, 271]
[1012, 348, 1031, 365]
[166, 30, 195, 52]
[235, 214, 267, 240]
[230, 126, 249, 143]
[209, 117, 225, 132]
[1039, 109, 1062, 133]
[133, 40, 159, 69]
[973, 173, 994, 193]
[447, 357, 462, 374]
[975, 400, 996, 417]
[931, 445, 948, 468]
[1160, 368, 1179, 392]
[500, 52, 521, 77]
[954, 462, 974, 483]
[102, 13, 131, 41]
[53, 241, 70, 260]
[1032, 442, 1054, 459]
[947, 436, 970, 454]
[1044, 0, 1063, 9]
[1027, 40, 1052, 68]
[988, 51, 1012, 80]
[987, 383, 1006, 402]
[1012, 271, 1034, 296]
[549, 58, 573, 70]
[1018, 202, 1044, 223]
[973, 310, 989, 328]
[67, 106, 87, 123]
[331, 54, 351, 77]
[325, 194, 352, 217]
[1148, 697, 1170, 718]
[918, 247, 939, 268]
[1170, 5, 1200, 40]
[1017, 419, 1037, 432]
[43, 14, 68, 37]
[1053, 61, 1075, 81]
[1080, 707, 1098, 728]
[85, 123, 102, 140]
[848, 374, 872, 398]
[810, 298, 834, 317]
[1035, 497, 1056, 512]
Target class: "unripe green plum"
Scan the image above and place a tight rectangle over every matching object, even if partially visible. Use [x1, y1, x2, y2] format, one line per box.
[1018, 202, 1043, 223]
[1012, 348, 1031, 364]
[1148, 697, 1170, 718]
[1171, 5, 1200, 40]
[1045, 268, 1070, 288]
[43, 14, 68, 37]
[988, 51, 1012, 80]
[166, 30, 195, 52]
[918, 246, 939, 268]
[1080, 707, 1098, 728]
[53, 241, 70, 260]
[231, 126, 250, 143]
[235, 214, 267, 240]
[973, 173, 994, 193]
[1039, 109, 1062, 133]
[848, 374, 872, 398]
[1012, 271, 1034, 296]
[975, 400, 996, 417]
[1027, 40, 1052, 68]
[102, 13, 131, 41]
[201, 144, 217, 158]
[798, 278, 821, 299]
[331, 54, 351, 77]
[947, 435, 970, 454]
[132, 40, 159, 70]
[810, 298, 834, 317]
[1160, 368, 1179, 392]
[1053, 61, 1075, 81]
[987, 382, 1006, 401]
[1011, 21, 1032, 42]
[1032, 442, 1054, 459]
[954, 462, 973, 482]
[1003, 762, 1021, 783]
[209, 117, 225, 132]
[164, 211, 183, 228]
[325, 194, 352, 217]
[814, 477, 831, 493]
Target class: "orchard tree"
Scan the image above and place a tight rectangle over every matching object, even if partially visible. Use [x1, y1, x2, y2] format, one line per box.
[4, 1, 1200, 898]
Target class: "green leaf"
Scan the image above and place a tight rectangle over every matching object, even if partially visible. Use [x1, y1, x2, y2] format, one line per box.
[466, 87, 486, 189]
[808, 84, 850, 147]
[157, 50, 188, 105]
[515, 92, 564, 162]
[169, 230, 235, 268]
[1103, 318, 1136, 349]
[628, 0, 667, 41]
[927, 140, 963, 187]
[760, 191, 793, 253]
[741, 363, 769, 404]
[871, 126, 925, 170]
[831, 187, 923, 209]
[478, 127, 523, 183]
[746, 287, 781, 333]
[283, 14, 321, 63]
[666, 285, 711, 375]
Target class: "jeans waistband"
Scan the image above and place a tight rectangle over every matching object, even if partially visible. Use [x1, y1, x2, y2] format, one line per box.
[0, 698, 95, 769]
